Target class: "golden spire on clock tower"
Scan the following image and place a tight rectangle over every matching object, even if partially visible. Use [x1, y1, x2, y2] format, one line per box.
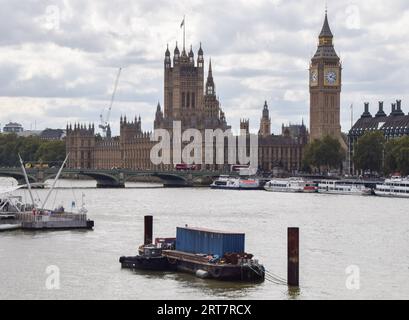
[312, 10, 339, 62]
[319, 10, 333, 46]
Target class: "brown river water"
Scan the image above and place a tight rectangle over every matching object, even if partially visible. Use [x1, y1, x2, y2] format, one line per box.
[0, 178, 408, 300]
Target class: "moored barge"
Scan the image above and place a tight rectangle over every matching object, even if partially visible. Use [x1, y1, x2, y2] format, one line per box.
[119, 223, 265, 282]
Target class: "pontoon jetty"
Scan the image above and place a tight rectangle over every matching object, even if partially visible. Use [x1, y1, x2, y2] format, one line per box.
[0, 154, 94, 232]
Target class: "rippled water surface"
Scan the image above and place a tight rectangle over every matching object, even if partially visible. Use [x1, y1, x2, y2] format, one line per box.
[1, 178, 408, 300]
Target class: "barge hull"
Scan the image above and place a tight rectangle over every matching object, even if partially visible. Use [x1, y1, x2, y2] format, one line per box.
[163, 250, 264, 282]
[120, 255, 263, 282]
[120, 256, 176, 271]
[21, 220, 94, 230]
[120, 250, 265, 282]
[0, 224, 22, 232]
[175, 259, 264, 282]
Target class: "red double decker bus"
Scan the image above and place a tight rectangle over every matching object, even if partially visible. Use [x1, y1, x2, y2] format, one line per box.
[175, 163, 198, 171]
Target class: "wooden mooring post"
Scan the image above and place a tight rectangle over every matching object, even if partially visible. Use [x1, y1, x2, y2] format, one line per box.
[144, 215, 153, 245]
[287, 227, 299, 287]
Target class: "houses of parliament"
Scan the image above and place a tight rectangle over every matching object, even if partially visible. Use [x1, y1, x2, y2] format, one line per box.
[66, 12, 342, 173]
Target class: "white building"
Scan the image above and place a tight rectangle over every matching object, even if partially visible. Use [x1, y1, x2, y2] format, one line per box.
[3, 122, 24, 133]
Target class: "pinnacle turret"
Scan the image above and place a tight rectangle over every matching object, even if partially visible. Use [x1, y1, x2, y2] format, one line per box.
[206, 59, 215, 96]
[319, 11, 333, 38]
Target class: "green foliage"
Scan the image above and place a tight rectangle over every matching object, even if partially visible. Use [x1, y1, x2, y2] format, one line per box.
[353, 131, 385, 173]
[35, 141, 66, 166]
[384, 139, 399, 174]
[0, 134, 65, 167]
[303, 135, 345, 172]
[398, 147, 409, 176]
[384, 136, 409, 175]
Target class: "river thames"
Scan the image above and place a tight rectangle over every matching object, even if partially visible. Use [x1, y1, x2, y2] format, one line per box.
[1, 178, 408, 300]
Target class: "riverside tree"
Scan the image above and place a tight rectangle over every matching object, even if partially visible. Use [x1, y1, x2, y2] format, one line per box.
[303, 135, 345, 173]
[0, 133, 65, 167]
[384, 136, 409, 176]
[353, 131, 385, 174]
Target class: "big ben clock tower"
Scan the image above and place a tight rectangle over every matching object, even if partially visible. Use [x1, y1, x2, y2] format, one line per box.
[309, 11, 343, 143]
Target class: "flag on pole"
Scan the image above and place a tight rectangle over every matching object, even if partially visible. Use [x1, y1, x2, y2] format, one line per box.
[181, 16, 186, 50]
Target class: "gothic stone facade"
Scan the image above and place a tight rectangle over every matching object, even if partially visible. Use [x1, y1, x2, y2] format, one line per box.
[66, 118, 155, 170]
[257, 101, 308, 172]
[309, 12, 344, 147]
[66, 44, 230, 170]
[67, 42, 308, 172]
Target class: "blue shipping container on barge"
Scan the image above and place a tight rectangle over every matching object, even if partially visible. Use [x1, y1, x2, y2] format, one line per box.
[176, 227, 245, 257]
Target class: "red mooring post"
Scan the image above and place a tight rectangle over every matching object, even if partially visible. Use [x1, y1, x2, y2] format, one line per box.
[144, 215, 153, 245]
[287, 227, 299, 287]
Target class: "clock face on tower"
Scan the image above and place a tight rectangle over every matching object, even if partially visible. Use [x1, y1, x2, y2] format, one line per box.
[324, 68, 339, 86]
[326, 71, 336, 83]
[310, 69, 318, 86]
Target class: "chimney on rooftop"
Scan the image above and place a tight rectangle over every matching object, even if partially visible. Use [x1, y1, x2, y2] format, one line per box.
[375, 101, 386, 118]
[361, 102, 372, 118]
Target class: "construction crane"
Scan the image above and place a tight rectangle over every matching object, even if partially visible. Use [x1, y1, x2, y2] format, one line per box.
[99, 67, 122, 138]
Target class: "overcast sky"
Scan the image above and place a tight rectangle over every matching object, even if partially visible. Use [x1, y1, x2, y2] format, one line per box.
[0, 0, 409, 135]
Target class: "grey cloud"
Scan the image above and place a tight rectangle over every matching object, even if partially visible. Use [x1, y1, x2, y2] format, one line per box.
[1, 0, 409, 135]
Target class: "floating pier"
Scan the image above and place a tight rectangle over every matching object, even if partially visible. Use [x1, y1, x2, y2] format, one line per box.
[15, 212, 94, 230]
[0, 154, 94, 232]
[0, 212, 94, 231]
[0, 223, 22, 232]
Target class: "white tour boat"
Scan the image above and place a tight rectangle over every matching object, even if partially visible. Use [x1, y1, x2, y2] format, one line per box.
[264, 178, 307, 193]
[210, 176, 239, 189]
[318, 180, 373, 196]
[210, 176, 260, 190]
[375, 176, 409, 198]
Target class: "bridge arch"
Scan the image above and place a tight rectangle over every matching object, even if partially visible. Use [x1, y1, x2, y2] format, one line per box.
[152, 173, 190, 187]
[0, 170, 37, 185]
[121, 171, 187, 187]
[75, 171, 124, 188]
[0, 167, 229, 188]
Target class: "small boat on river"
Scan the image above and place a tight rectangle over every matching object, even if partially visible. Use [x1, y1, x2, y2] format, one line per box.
[210, 176, 261, 190]
[318, 180, 373, 196]
[120, 223, 265, 282]
[264, 177, 309, 193]
[375, 176, 409, 198]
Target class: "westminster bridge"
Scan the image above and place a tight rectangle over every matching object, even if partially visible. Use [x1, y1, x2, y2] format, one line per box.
[0, 167, 239, 188]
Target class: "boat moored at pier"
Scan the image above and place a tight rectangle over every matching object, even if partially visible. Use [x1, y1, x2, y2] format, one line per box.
[264, 177, 310, 193]
[303, 182, 319, 193]
[375, 176, 409, 198]
[210, 176, 239, 189]
[318, 180, 374, 196]
[120, 224, 265, 282]
[239, 178, 261, 190]
[210, 176, 260, 190]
